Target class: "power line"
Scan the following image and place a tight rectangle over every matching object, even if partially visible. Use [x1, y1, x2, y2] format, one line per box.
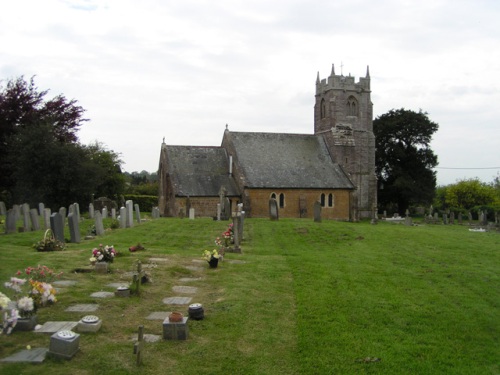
[434, 167, 500, 170]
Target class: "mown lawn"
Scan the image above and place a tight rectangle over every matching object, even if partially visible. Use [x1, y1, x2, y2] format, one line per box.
[0, 217, 498, 374]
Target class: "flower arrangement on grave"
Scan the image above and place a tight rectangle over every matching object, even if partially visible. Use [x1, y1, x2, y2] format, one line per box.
[90, 244, 117, 264]
[0, 291, 18, 335]
[129, 243, 145, 252]
[202, 249, 220, 268]
[33, 229, 65, 252]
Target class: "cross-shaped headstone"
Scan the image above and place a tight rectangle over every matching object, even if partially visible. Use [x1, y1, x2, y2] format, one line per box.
[133, 325, 144, 365]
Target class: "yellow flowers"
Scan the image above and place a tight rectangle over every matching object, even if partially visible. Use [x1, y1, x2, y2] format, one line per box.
[202, 249, 219, 261]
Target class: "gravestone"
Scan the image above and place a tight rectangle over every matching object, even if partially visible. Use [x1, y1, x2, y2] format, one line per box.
[74, 203, 80, 222]
[94, 212, 105, 236]
[111, 208, 116, 219]
[30, 208, 40, 231]
[189, 208, 195, 220]
[134, 204, 141, 223]
[405, 215, 412, 226]
[68, 213, 81, 243]
[119, 207, 126, 228]
[68, 203, 75, 218]
[232, 213, 241, 252]
[434, 212, 439, 221]
[216, 203, 221, 221]
[443, 213, 448, 225]
[239, 211, 245, 240]
[5, 209, 17, 234]
[299, 195, 307, 218]
[269, 198, 279, 221]
[43, 208, 51, 230]
[134, 326, 145, 365]
[13, 204, 21, 221]
[313, 201, 322, 222]
[152, 207, 159, 219]
[22, 203, 31, 231]
[102, 207, 108, 219]
[89, 203, 95, 219]
[38, 202, 45, 216]
[126, 200, 134, 228]
[50, 212, 65, 243]
[59, 207, 67, 220]
[0, 201, 6, 215]
[223, 198, 231, 221]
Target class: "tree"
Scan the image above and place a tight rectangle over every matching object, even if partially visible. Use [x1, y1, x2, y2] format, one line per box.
[0, 76, 88, 196]
[438, 178, 498, 210]
[374, 108, 439, 214]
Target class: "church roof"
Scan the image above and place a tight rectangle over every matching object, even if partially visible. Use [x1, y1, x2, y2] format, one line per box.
[226, 131, 355, 189]
[163, 145, 240, 197]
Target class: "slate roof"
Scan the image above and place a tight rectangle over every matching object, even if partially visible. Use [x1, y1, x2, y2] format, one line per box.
[227, 131, 354, 189]
[164, 145, 240, 197]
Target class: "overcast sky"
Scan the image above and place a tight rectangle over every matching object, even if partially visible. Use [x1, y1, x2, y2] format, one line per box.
[1, 0, 499, 185]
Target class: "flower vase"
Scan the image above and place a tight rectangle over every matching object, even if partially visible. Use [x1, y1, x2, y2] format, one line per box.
[208, 257, 219, 268]
[14, 315, 38, 332]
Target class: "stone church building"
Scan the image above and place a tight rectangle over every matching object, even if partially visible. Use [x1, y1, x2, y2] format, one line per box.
[158, 65, 377, 220]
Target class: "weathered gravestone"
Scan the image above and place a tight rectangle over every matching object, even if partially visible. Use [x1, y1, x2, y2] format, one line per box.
[68, 212, 81, 243]
[50, 212, 65, 243]
[313, 201, 322, 223]
[269, 198, 279, 221]
[102, 207, 108, 219]
[216, 203, 221, 221]
[74, 203, 81, 222]
[30, 208, 40, 231]
[189, 208, 195, 220]
[22, 203, 31, 232]
[5, 209, 17, 234]
[126, 200, 134, 228]
[38, 202, 45, 216]
[13, 204, 21, 221]
[0, 201, 6, 216]
[152, 207, 159, 219]
[94, 211, 105, 236]
[111, 207, 116, 219]
[43, 208, 51, 230]
[89, 203, 95, 219]
[135, 204, 141, 223]
[59, 207, 67, 220]
[119, 207, 126, 228]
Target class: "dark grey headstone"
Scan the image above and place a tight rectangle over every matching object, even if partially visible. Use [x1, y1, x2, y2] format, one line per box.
[30, 208, 40, 231]
[22, 203, 31, 231]
[269, 199, 279, 221]
[0, 348, 48, 363]
[68, 212, 81, 243]
[313, 201, 322, 222]
[74, 202, 80, 222]
[58, 207, 67, 220]
[50, 212, 65, 243]
[5, 209, 17, 234]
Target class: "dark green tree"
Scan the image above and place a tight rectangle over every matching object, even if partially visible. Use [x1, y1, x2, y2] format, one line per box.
[0, 76, 87, 198]
[374, 108, 439, 214]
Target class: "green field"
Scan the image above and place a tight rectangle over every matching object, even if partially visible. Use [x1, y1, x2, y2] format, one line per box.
[0, 217, 498, 374]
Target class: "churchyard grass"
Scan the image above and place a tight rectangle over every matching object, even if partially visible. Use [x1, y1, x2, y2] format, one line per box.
[0, 217, 498, 374]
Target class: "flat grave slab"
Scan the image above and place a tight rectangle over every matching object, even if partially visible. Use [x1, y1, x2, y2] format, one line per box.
[179, 277, 202, 282]
[65, 304, 99, 312]
[52, 280, 78, 287]
[185, 266, 203, 272]
[146, 311, 171, 320]
[172, 286, 198, 294]
[35, 321, 78, 334]
[148, 257, 169, 263]
[225, 259, 247, 264]
[0, 348, 48, 363]
[163, 296, 192, 305]
[106, 282, 130, 289]
[90, 291, 115, 298]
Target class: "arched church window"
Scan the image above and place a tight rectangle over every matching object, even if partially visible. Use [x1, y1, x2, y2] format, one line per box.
[320, 193, 326, 207]
[270, 192, 276, 200]
[328, 193, 334, 207]
[320, 98, 326, 118]
[347, 96, 358, 116]
[279, 193, 285, 208]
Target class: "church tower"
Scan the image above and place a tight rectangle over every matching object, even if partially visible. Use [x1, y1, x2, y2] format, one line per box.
[314, 64, 377, 220]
